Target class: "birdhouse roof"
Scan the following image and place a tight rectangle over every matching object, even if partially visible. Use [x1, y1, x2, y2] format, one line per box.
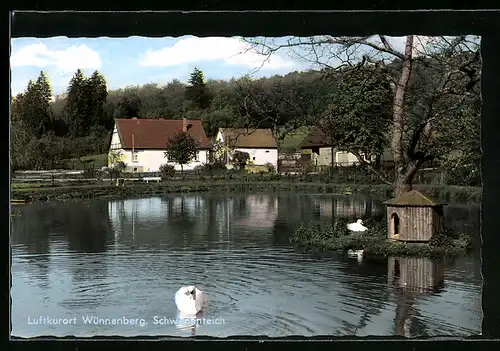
[383, 190, 446, 207]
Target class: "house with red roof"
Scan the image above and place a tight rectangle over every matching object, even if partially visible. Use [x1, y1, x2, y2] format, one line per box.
[108, 118, 212, 172]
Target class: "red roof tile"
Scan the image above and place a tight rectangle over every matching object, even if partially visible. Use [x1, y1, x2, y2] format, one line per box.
[115, 118, 212, 150]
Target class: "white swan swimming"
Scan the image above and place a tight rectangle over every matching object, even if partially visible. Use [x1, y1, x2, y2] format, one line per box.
[347, 219, 368, 232]
[174, 286, 206, 315]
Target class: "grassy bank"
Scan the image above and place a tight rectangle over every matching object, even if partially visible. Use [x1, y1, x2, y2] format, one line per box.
[290, 219, 473, 259]
[10, 179, 482, 203]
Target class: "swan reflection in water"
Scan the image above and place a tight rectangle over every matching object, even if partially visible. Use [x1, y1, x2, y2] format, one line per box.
[174, 310, 204, 336]
[175, 310, 226, 336]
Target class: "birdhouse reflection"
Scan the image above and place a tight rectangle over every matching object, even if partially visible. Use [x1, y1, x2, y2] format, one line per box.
[388, 257, 445, 337]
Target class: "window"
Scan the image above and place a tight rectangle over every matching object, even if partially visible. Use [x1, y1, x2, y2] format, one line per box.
[133, 167, 138, 172]
[391, 213, 400, 236]
[194, 151, 199, 161]
[132, 152, 138, 162]
[265, 150, 269, 153]
[252, 157, 256, 161]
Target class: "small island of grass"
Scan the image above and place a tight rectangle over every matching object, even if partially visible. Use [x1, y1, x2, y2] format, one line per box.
[290, 218, 473, 258]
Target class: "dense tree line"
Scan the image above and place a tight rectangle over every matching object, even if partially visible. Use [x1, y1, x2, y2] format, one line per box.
[10, 45, 481, 188]
[10, 67, 330, 170]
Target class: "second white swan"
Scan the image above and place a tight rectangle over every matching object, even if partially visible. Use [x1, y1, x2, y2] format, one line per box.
[347, 219, 368, 232]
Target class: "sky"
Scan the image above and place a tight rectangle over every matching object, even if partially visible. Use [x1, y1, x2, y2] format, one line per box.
[9, 35, 467, 97]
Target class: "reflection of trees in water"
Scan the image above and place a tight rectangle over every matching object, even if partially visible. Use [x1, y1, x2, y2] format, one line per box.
[13, 201, 113, 253]
[11, 201, 113, 288]
[317, 195, 384, 221]
[273, 193, 316, 224]
[11, 208, 51, 288]
[442, 255, 482, 284]
[444, 204, 480, 233]
[388, 257, 445, 338]
[108, 196, 214, 248]
[11, 203, 64, 248]
[205, 197, 221, 242]
[58, 201, 112, 284]
[272, 194, 310, 244]
[334, 258, 391, 334]
[11, 215, 51, 255]
[165, 196, 204, 245]
[64, 201, 112, 253]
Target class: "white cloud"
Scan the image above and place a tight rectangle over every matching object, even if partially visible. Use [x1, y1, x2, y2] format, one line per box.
[10, 43, 101, 71]
[139, 36, 295, 70]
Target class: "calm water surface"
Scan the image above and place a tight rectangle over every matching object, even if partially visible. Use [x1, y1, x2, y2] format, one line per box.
[10, 193, 482, 337]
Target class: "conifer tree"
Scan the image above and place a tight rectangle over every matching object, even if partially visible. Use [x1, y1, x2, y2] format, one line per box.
[15, 71, 53, 137]
[185, 67, 212, 109]
[87, 70, 108, 128]
[64, 69, 88, 137]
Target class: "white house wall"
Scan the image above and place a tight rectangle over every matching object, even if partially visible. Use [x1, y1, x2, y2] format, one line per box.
[215, 130, 224, 144]
[215, 130, 278, 168]
[110, 125, 121, 150]
[108, 124, 123, 168]
[335, 150, 362, 165]
[317, 147, 335, 166]
[315, 147, 364, 166]
[235, 148, 278, 168]
[109, 148, 208, 172]
[125, 149, 209, 172]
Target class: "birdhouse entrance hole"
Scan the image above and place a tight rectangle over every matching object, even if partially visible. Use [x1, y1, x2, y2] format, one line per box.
[391, 213, 400, 237]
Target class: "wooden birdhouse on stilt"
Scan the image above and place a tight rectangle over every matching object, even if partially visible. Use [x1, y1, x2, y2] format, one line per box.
[383, 190, 446, 242]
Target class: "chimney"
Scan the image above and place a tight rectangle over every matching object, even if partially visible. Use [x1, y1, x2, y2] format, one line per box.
[182, 118, 187, 132]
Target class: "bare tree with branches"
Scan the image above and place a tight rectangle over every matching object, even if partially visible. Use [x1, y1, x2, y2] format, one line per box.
[244, 35, 481, 195]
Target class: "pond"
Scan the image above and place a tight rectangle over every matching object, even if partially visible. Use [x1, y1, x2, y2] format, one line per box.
[10, 192, 482, 338]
